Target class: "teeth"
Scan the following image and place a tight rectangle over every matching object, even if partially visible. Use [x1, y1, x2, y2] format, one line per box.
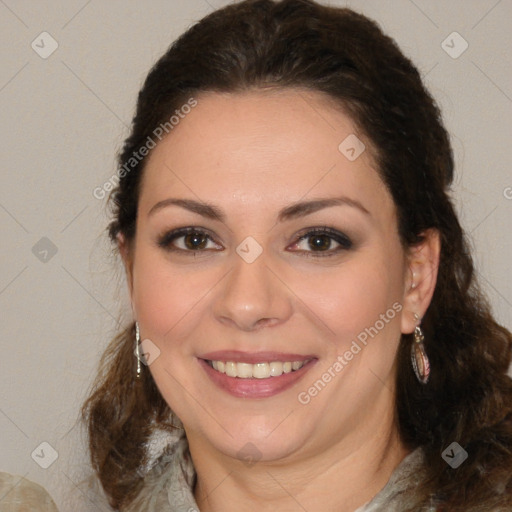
[253, 362, 270, 379]
[208, 359, 308, 379]
[237, 362, 253, 378]
[225, 361, 237, 377]
[269, 361, 283, 376]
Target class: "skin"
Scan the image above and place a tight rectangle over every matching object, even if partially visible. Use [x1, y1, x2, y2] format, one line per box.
[120, 88, 440, 512]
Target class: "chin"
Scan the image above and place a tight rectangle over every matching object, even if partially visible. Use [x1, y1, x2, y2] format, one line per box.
[196, 414, 310, 464]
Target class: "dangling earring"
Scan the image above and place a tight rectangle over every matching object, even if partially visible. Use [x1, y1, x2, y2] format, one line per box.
[411, 313, 430, 384]
[135, 322, 142, 378]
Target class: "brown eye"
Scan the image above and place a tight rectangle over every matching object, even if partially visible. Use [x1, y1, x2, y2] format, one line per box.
[307, 234, 333, 251]
[184, 232, 208, 250]
[158, 228, 223, 253]
[287, 227, 353, 257]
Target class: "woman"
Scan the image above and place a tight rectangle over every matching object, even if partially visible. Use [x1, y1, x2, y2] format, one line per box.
[82, 0, 512, 510]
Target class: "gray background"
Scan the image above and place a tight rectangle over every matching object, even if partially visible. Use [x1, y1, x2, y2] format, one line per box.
[0, 0, 511, 510]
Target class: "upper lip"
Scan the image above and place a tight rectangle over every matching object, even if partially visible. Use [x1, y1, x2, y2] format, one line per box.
[199, 350, 316, 364]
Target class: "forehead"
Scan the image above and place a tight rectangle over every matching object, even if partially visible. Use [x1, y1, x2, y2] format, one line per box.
[138, 88, 394, 219]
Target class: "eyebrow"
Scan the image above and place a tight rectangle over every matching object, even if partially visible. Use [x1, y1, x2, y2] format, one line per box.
[147, 196, 370, 222]
[277, 197, 370, 221]
[148, 198, 225, 221]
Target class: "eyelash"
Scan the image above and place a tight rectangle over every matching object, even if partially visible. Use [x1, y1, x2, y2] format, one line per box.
[289, 227, 353, 257]
[157, 226, 353, 257]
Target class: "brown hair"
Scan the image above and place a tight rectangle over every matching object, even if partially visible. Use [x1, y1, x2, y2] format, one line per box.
[82, 0, 512, 509]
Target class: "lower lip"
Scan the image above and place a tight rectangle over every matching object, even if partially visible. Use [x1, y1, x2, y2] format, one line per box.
[199, 359, 317, 399]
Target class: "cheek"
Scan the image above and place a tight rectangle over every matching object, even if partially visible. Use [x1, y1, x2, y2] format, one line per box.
[291, 251, 405, 350]
[132, 248, 192, 337]
[131, 247, 223, 346]
[132, 252, 172, 334]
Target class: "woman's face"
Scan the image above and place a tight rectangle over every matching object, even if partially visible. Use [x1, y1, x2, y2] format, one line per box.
[126, 89, 416, 464]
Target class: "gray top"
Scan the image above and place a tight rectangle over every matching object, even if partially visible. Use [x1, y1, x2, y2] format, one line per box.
[125, 430, 437, 512]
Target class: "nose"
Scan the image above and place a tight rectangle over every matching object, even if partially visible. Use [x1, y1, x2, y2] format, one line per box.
[213, 250, 293, 332]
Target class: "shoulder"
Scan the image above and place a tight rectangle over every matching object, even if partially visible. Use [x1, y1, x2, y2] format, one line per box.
[360, 447, 512, 512]
[0, 472, 59, 511]
[125, 435, 197, 512]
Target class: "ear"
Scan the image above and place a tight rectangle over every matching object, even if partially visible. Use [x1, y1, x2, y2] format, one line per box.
[117, 233, 135, 299]
[401, 228, 441, 334]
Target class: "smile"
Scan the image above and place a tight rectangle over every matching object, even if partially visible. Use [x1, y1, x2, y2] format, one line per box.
[206, 359, 311, 379]
[199, 355, 317, 398]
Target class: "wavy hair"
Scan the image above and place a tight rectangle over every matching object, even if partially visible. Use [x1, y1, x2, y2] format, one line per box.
[82, 0, 512, 509]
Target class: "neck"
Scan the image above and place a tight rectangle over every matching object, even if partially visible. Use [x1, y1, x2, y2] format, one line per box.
[190, 414, 409, 512]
